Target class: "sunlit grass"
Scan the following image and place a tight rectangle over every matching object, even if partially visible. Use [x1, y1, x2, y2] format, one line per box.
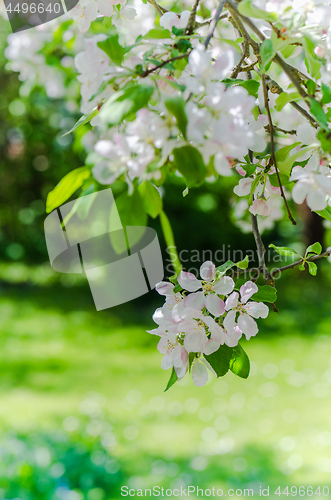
[0, 269, 331, 497]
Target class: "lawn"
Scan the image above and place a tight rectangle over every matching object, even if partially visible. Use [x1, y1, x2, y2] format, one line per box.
[0, 265, 330, 499]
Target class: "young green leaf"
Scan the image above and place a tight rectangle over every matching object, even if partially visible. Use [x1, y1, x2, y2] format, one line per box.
[204, 345, 233, 377]
[165, 96, 188, 140]
[269, 244, 301, 258]
[238, 0, 277, 22]
[308, 261, 318, 276]
[251, 285, 277, 303]
[303, 36, 322, 79]
[164, 367, 178, 392]
[97, 34, 126, 65]
[275, 92, 301, 112]
[305, 242, 322, 256]
[138, 181, 163, 218]
[46, 167, 91, 213]
[315, 205, 331, 222]
[99, 85, 154, 127]
[321, 83, 331, 105]
[236, 255, 249, 270]
[143, 28, 171, 39]
[260, 39, 276, 73]
[309, 98, 328, 129]
[61, 107, 99, 137]
[229, 343, 250, 379]
[173, 146, 207, 188]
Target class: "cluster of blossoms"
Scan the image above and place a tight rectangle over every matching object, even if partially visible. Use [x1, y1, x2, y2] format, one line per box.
[148, 261, 269, 387]
[70, 0, 136, 33]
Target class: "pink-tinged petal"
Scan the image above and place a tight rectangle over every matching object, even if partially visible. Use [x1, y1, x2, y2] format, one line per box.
[240, 280, 258, 303]
[205, 294, 225, 317]
[214, 152, 233, 176]
[161, 352, 173, 370]
[212, 50, 235, 80]
[200, 261, 216, 281]
[203, 339, 220, 355]
[159, 11, 179, 31]
[233, 177, 253, 197]
[184, 331, 208, 353]
[191, 360, 209, 387]
[155, 281, 175, 296]
[237, 313, 258, 339]
[225, 291, 239, 310]
[173, 345, 188, 378]
[178, 270, 202, 292]
[184, 291, 205, 311]
[249, 198, 269, 217]
[213, 276, 235, 295]
[224, 326, 242, 347]
[223, 310, 236, 331]
[244, 301, 269, 319]
[204, 316, 225, 343]
[236, 165, 246, 176]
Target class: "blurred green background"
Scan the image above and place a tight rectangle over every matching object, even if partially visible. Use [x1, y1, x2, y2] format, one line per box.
[1, 18, 331, 500]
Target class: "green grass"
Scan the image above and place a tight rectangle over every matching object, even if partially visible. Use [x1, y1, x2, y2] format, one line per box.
[0, 268, 331, 498]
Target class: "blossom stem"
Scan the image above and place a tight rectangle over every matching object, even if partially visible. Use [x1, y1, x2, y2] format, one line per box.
[261, 73, 297, 226]
[271, 249, 331, 278]
[251, 212, 268, 281]
[204, 0, 227, 48]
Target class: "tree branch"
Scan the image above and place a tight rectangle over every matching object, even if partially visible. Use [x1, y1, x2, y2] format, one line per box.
[204, 0, 227, 48]
[271, 249, 331, 278]
[140, 53, 190, 78]
[261, 73, 297, 225]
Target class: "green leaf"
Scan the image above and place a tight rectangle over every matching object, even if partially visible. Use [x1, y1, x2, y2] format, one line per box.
[268, 172, 289, 188]
[164, 367, 178, 392]
[321, 83, 331, 105]
[277, 146, 311, 175]
[173, 146, 207, 188]
[165, 97, 188, 140]
[309, 98, 328, 129]
[188, 352, 196, 372]
[99, 85, 154, 127]
[269, 243, 301, 258]
[204, 345, 233, 377]
[251, 285, 277, 303]
[222, 78, 260, 98]
[260, 39, 276, 73]
[315, 205, 331, 222]
[303, 36, 321, 79]
[61, 107, 99, 137]
[143, 28, 171, 39]
[308, 261, 318, 276]
[236, 255, 249, 270]
[138, 181, 163, 218]
[317, 128, 331, 153]
[230, 343, 250, 379]
[306, 242, 322, 256]
[275, 92, 301, 112]
[97, 34, 126, 65]
[159, 210, 182, 276]
[238, 0, 277, 22]
[109, 190, 147, 253]
[241, 163, 258, 177]
[275, 142, 301, 162]
[46, 167, 91, 213]
[221, 37, 244, 54]
[281, 45, 297, 59]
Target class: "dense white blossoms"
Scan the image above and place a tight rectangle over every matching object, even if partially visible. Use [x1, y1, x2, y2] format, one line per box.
[148, 261, 269, 387]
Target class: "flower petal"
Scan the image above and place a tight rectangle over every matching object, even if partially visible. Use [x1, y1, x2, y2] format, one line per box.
[184, 291, 205, 311]
[177, 271, 201, 292]
[213, 276, 235, 295]
[240, 280, 258, 303]
[155, 281, 175, 296]
[200, 261, 216, 281]
[203, 339, 220, 355]
[184, 331, 208, 353]
[191, 360, 209, 387]
[244, 301, 269, 319]
[237, 313, 258, 339]
[225, 291, 239, 310]
[205, 294, 225, 317]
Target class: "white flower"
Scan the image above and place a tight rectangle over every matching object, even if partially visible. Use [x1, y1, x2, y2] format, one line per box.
[225, 281, 269, 339]
[290, 166, 331, 211]
[157, 333, 188, 378]
[159, 10, 190, 32]
[70, 0, 98, 32]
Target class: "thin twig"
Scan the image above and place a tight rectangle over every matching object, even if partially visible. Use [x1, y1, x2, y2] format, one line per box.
[185, 0, 201, 35]
[204, 0, 227, 48]
[261, 73, 297, 225]
[271, 249, 331, 278]
[251, 212, 269, 280]
[265, 125, 297, 135]
[140, 53, 190, 78]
